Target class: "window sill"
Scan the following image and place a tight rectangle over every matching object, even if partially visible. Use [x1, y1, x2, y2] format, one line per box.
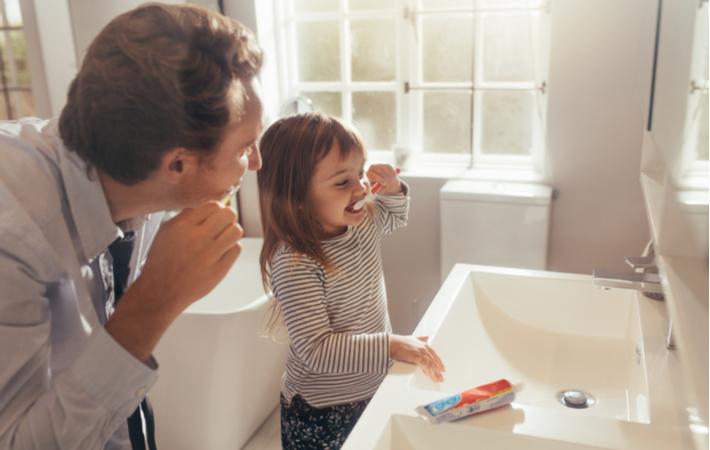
[367, 151, 546, 183]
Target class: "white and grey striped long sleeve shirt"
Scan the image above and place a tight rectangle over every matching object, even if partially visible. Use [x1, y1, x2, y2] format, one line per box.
[271, 184, 409, 408]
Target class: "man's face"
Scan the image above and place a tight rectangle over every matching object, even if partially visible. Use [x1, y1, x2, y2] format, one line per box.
[178, 79, 264, 207]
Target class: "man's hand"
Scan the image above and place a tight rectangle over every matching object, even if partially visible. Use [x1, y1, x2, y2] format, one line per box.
[105, 201, 242, 362]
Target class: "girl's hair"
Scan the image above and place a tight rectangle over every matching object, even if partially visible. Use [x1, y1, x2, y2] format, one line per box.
[257, 111, 368, 336]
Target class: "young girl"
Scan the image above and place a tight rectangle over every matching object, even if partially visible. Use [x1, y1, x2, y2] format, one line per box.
[257, 111, 445, 449]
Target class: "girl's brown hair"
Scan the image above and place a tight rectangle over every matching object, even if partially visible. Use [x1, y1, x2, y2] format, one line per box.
[257, 111, 369, 336]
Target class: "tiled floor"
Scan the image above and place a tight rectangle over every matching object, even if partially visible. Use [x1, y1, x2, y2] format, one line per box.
[242, 407, 282, 450]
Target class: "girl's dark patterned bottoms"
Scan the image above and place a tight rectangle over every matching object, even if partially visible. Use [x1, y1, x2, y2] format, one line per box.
[280, 394, 371, 450]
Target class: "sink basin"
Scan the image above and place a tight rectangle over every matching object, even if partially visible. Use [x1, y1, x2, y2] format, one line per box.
[408, 267, 650, 424]
[343, 264, 691, 450]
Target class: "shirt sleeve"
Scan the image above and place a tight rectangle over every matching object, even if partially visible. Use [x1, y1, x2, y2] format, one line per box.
[373, 180, 410, 234]
[0, 234, 157, 450]
[271, 253, 390, 375]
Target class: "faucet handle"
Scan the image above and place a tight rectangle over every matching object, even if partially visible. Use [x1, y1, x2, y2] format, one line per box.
[624, 256, 656, 269]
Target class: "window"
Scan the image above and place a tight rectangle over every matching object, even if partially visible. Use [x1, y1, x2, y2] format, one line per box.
[678, 0, 708, 189]
[274, 0, 551, 174]
[0, 0, 35, 119]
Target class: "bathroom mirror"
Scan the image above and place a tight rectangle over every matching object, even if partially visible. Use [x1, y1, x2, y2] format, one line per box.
[649, 0, 709, 259]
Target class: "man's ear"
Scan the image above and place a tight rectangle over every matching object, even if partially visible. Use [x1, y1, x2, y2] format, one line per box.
[160, 147, 197, 184]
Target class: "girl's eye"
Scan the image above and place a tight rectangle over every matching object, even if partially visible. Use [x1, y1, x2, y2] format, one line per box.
[358, 172, 365, 179]
[335, 179, 348, 187]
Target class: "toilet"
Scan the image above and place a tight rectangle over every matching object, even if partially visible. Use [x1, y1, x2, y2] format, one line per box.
[440, 180, 553, 280]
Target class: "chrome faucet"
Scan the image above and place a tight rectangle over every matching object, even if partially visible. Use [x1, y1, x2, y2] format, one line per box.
[592, 269, 663, 293]
[593, 256, 674, 349]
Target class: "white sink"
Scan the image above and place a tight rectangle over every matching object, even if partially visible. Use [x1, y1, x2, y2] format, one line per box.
[408, 268, 650, 423]
[343, 265, 691, 450]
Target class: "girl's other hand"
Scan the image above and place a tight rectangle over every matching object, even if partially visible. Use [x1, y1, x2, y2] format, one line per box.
[366, 164, 402, 195]
[390, 335, 445, 383]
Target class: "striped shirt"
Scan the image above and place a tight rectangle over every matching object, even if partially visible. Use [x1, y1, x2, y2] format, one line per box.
[270, 184, 409, 408]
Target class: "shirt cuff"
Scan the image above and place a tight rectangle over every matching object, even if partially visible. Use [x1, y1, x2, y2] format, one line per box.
[71, 326, 158, 415]
[378, 180, 409, 198]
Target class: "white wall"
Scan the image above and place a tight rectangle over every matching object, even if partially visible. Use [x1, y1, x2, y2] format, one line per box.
[544, 0, 652, 276]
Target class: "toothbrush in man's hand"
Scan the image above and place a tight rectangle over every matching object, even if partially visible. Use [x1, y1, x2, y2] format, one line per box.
[222, 185, 241, 206]
[347, 168, 401, 212]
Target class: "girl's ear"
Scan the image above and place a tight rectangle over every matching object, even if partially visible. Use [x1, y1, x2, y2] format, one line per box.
[160, 147, 199, 184]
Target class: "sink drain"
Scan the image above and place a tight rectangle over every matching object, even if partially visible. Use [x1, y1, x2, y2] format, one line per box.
[556, 390, 596, 409]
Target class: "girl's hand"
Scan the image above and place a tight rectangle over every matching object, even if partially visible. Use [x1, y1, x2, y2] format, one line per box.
[366, 164, 402, 195]
[390, 335, 446, 383]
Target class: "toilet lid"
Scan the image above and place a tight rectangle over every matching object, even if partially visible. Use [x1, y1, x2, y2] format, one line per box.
[440, 180, 553, 206]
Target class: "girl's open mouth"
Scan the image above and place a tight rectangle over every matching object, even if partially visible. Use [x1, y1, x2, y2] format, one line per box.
[345, 203, 364, 214]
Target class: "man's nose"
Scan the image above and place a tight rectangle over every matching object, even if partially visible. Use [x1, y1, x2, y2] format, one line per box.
[248, 144, 261, 171]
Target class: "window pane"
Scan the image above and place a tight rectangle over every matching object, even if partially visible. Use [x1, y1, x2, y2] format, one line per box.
[0, 92, 12, 119]
[0, 34, 10, 85]
[480, 90, 534, 155]
[351, 19, 396, 82]
[422, 0, 473, 8]
[294, 0, 338, 13]
[296, 21, 340, 82]
[11, 31, 30, 85]
[12, 91, 33, 118]
[349, 0, 396, 10]
[352, 91, 396, 150]
[422, 15, 473, 83]
[4, 0, 22, 26]
[701, 19, 709, 85]
[301, 91, 342, 117]
[696, 93, 709, 161]
[482, 13, 536, 83]
[482, 0, 541, 8]
[423, 92, 471, 154]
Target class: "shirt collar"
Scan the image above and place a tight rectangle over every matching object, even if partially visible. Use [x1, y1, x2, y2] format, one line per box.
[57, 132, 148, 262]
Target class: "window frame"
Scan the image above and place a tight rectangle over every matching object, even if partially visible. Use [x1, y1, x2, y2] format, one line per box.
[677, 0, 709, 190]
[273, 0, 551, 178]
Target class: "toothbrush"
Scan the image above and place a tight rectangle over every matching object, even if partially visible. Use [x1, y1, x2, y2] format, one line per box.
[222, 184, 241, 206]
[347, 168, 401, 212]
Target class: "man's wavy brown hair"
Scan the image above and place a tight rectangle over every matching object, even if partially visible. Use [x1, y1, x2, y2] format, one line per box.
[59, 3, 263, 185]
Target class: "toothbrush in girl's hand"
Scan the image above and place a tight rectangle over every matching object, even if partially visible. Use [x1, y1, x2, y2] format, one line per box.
[347, 168, 401, 213]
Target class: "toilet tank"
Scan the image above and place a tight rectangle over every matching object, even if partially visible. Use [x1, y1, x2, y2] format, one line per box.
[440, 180, 553, 280]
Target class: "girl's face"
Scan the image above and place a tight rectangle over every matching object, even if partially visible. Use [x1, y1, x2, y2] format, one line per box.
[308, 142, 369, 239]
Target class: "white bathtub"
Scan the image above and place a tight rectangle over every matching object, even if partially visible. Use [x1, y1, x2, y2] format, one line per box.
[150, 238, 287, 450]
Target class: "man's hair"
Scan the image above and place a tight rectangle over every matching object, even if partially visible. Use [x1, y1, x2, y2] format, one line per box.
[58, 3, 263, 185]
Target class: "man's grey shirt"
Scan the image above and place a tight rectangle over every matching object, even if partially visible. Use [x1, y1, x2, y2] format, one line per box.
[0, 118, 161, 449]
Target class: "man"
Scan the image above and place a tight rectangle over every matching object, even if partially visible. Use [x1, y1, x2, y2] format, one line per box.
[0, 4, 264, 449]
